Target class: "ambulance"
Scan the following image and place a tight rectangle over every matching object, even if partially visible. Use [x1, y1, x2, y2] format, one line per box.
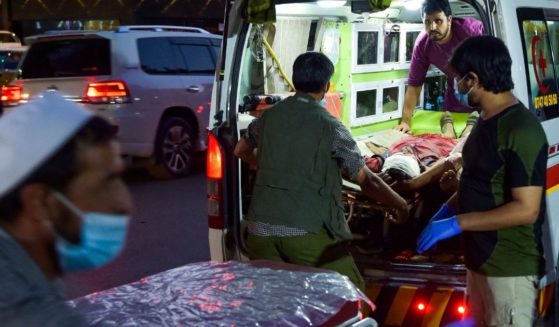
[206, 0, 559, 325]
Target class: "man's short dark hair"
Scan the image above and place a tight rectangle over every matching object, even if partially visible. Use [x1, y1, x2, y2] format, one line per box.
[422, 0, 452, 17]
[449, 35, 514, 93]
[0, 116, 115, 222]
[292, 52, 334, 93]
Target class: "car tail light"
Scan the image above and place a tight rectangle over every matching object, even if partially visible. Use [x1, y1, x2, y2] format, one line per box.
[1, 85, 22, 102]
[84, 81, 131, 104]
[207, 131, 224, 229]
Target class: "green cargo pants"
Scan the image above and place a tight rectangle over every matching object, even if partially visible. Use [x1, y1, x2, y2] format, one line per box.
[247, 228, 365, 291]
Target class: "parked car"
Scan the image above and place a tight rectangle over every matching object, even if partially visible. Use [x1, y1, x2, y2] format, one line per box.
[0, 30, 22, 47]
[0, 46, 27, 86]
[3, 25, 221, 178]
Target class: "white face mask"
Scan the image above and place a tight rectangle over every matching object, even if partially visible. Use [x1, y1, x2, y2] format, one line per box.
[453, 75, 474, 108]
[52, 191, 129, 271]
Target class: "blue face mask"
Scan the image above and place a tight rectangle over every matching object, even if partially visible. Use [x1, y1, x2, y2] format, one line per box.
[453, 76, 474, 108]
[319, 98, 328, 107]
[53, 192, 129, 271]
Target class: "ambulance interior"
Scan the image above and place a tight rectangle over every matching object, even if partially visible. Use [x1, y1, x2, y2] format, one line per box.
[236, 0, 485, 278]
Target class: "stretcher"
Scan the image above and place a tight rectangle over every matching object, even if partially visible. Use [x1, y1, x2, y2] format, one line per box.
[68, 260, 378, 326]
[343, 110, 473, 326]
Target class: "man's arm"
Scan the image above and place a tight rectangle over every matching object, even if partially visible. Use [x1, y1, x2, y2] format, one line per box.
[234, 137, 257, 166]
[353, 166, 409, 224]
[457, 186, 543, 231]
[391, 157, 455, 193]
[234, 118, 260, 166]
[395, 85, 422, 133]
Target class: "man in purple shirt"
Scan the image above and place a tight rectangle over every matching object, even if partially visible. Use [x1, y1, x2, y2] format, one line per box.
[395, 0, 484, 133]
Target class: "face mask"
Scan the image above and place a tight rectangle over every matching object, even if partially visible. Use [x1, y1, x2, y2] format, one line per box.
[453, 75, 474, 108]
[52, 192, 129, 271]
[319, 98, 328, 107]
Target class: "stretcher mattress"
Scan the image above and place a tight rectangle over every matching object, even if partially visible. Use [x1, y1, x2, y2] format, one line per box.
[411, 110, 472, 136]
[67, 260, 375, 326]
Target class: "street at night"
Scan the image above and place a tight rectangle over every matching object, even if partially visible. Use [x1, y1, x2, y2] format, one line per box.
[63, 168, 208, 299]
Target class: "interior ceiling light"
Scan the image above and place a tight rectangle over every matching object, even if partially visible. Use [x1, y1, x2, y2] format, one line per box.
[404, 0, 423, 11]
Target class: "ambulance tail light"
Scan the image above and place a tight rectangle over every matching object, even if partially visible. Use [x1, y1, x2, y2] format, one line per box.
[456, 303, 466, 315]
[207, 130, 224, 229]
[415, 301, 427, 313]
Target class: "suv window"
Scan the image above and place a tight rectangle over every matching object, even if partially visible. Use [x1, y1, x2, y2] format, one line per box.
[21, 38, 110, 79]
[175, 43, 215, 74]
[137, 37, 181, 75]
[138, 37, 217, 75]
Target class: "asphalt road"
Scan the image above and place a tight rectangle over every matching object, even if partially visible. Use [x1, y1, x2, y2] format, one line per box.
[63, 167, 209, 299]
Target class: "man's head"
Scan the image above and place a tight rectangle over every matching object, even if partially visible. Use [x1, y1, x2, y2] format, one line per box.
[292, 52, 334, 96]
[0, 92, 132, 274]
[449, 35, 514, 106]
[422, 0, 453, 43]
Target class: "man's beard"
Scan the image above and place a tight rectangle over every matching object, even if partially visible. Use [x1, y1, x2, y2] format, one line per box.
[429, 27, 449, 42]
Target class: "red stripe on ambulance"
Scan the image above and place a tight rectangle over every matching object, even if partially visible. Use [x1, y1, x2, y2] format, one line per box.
[547, 164, 559, 191]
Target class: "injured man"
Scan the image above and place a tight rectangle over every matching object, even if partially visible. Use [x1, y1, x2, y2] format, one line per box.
[371, 110, 479, 195]
[345, 110, 479, 260]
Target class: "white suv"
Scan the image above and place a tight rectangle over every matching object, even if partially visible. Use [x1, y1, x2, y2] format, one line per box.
[5, 25, 221, 177]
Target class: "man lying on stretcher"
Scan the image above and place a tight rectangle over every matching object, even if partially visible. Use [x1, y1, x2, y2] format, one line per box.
[369, 110, 479, 196]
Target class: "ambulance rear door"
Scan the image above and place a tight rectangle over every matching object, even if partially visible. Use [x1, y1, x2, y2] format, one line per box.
[492, 0, 559, 323]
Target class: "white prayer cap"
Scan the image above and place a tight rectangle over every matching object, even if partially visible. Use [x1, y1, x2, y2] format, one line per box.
[0, 91, 93, 197]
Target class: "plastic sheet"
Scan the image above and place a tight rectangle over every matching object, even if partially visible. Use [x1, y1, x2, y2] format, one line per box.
[68, 260, 374, 326]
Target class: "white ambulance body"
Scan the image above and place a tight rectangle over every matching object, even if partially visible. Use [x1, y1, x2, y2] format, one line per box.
[207, 0, 559, 325]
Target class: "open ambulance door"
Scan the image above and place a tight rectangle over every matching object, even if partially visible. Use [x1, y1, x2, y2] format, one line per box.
[494, 2, 559, 324]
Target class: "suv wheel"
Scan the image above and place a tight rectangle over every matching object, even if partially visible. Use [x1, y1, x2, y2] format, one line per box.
[149, 117, 195, 179]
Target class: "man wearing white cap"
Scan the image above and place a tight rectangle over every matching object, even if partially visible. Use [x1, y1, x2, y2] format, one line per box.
[0, 91, 133, 326]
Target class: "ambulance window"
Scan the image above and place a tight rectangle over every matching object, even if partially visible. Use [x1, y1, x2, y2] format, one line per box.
[405, 31, 420, 62]
[423, 75, 446, 111]
[518, 8, 559, 121]
[307, 21, 318, 51]
[382, 86, 399, 113]
[384, 31, 399, 63]
[356, 89, 377, 118]
[357, 31, 379, 65]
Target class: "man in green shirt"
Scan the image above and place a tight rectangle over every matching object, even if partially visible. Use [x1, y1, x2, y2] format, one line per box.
[235, 52, 408, 291]
[417, 36, 548, 326]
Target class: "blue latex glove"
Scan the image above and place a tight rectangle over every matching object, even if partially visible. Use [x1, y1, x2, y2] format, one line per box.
[417, 216, 462, 253]
[429, 203, 455, 224]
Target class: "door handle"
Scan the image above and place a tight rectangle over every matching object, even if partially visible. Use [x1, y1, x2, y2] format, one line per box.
[186, 86, 201, 93]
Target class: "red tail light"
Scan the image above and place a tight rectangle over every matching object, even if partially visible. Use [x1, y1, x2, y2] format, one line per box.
[84, 81, 130, 104]
[207, 131, 224, 229]
[456, 304, 466, 315]
[207, 131, 223, 179]
[1, 85, 22, 102]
